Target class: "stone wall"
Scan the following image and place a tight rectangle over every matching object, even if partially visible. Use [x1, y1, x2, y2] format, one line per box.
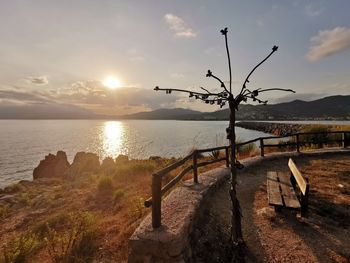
[128, 167, 230, 263]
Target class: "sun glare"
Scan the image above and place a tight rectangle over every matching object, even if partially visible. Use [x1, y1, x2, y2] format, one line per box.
[103, 75, 122, 89]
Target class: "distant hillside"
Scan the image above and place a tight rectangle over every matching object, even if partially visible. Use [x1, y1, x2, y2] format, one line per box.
[232, 95, 350, 120]
[119, 95, 350, 120]
[119, 108, 203, 120]
[0, 103, 96, 119]
[1, 95, 349, 120]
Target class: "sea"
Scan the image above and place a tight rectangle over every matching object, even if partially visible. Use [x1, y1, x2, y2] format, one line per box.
[0, 119, 349, 188]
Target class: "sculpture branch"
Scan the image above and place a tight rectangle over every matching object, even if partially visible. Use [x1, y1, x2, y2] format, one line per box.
[240, 45, 278, 95]
[257, 88, 296, 94]
[221, 27, 232, 93]
[206, 70, 230, 93]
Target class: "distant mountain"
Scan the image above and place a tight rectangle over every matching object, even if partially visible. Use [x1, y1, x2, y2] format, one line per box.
[119, 95, 350, 120]
[1, 95, 349, 120]
[119, 108, 203, 120]
[0, 103, 96, 119]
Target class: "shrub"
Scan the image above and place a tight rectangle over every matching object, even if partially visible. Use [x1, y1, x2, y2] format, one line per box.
[33, 213, 71, 238]
[3, 184, 23, 194]
[97, 176, 114, 197]
[300, 126, 330, 148]
[210, 149, 221, 160]
[1, 233, 41, 263]
[16, 193, 31, 207]
[113, 189, 125, 203]
[45, 212, 97, 263]
[115, 161, 157, 177]
[0, 205, 10, 219]
[237, 143, 256, 155]
[131, 197, 146, 218]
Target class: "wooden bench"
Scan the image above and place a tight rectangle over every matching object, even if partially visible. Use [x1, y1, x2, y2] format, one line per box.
[267, 158, 309, 216]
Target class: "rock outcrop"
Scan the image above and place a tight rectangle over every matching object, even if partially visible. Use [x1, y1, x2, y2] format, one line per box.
[236, 121, 303, 136]
[33, 151, 70, 179]
[67, 152, 100, 177]
[115, 154, 129, 164]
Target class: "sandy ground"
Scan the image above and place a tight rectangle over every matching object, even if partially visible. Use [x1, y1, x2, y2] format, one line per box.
[192, 151, 350, 263]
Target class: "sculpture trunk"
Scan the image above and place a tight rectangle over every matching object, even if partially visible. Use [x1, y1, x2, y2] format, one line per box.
[228, 98, 243, 243]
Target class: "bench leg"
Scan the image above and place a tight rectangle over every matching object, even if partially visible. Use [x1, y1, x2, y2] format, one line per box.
[300, 193, 309, 217]
[274, 206, 282, 213]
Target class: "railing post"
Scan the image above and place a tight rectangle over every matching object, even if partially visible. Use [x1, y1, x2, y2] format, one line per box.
[225, 147, 230, 167]
[296, 134, 300, 153]
[260, 138, 264, 157]
[342, 132, 346, 148]
[152, 173, 162, 228]
[193, 151, 198, 183]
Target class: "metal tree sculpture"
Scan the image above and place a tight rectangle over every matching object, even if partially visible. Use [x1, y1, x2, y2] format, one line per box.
[154, 28, 295, 244]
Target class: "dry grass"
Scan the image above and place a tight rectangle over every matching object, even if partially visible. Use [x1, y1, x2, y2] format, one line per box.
[0, 156, 224, 263]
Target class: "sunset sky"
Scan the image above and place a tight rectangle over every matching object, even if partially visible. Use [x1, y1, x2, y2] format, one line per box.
[1, 0, 350, 116]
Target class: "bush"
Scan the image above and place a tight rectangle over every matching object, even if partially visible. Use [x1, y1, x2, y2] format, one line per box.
[300, 126, 330, 148]
[0, 205, 10, 219]
[1, 233, 41, 263]
[115, 161, 157, 177]
[210, 149, 221, 160]
[3, 184, 23, 194]
[113, 189, 125, 203]
[45, 212, 97, 263]
[33, 213, 71, 238]
[237, 143, 256, 155]
[16, 193, 31, 206]
[131, 197, 146, 218]
[97, 176, 114, 197]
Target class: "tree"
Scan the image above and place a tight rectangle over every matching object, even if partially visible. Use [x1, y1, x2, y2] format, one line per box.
[154, 28, 295, 245]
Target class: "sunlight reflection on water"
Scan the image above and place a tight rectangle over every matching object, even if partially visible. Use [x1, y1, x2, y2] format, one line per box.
[0, 119, 301, 187]
[102, 121, 124, 159]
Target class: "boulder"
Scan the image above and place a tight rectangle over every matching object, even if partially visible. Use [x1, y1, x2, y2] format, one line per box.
[101, 157, 115, 169]
[33, 151, 70, 180]
[101, 157, 116, 175]
[115, 154, 129, 164]
[67, 152, 100, 177]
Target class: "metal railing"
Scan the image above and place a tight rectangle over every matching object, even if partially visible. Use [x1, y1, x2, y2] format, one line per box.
[145, 130, 349, 228]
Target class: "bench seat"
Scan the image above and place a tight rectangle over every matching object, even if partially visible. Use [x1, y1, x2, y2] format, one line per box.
[267, 171, 301, 209]
[267, 158, 309, 216]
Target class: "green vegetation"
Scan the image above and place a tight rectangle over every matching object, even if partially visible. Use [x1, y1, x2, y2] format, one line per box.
[97, 176, 114, 195]
[16, 193, 31, 207]
[1, 233, 41, 263]
[237, 143, 257, 155]
[0, 205, 10, 219]
[113, 189, 125, 203]
[44, 212, 97, 263]
[3, 183, 23, 194]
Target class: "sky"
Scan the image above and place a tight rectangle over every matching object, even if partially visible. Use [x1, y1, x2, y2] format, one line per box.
[0, 0, 350, 116]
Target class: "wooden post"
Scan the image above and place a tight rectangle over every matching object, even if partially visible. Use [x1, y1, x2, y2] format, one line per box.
[260, 138, 264, 157]
[296, 134, 300, 153]
[225, 147, 230, 167]
[152, 173, 162, 228]
[342, 132, 346, 148]
[193, 151, 198, 183]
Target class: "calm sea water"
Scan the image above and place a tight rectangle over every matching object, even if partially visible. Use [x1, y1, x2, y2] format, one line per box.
[1, 119, 349, 188]
[0, 120, 270, 188]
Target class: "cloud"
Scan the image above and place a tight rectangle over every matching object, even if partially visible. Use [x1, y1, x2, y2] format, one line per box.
[0, 79, 185, 115]
[164, 13, 197, 38]
[304, 5, 323, 17]
[170, 73, 185, 79]
[0, 89, 52, 103]
[27, 76, 49, 85]
[306, 27, 350, 61]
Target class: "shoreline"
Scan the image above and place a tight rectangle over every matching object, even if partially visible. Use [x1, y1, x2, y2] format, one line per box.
[236, 121, 350, 136]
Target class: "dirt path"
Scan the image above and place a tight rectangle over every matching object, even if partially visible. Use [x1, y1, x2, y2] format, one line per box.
[192, 151, 350, 262]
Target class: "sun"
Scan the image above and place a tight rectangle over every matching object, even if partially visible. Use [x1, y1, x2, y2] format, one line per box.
[103, 75, 122, 89]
